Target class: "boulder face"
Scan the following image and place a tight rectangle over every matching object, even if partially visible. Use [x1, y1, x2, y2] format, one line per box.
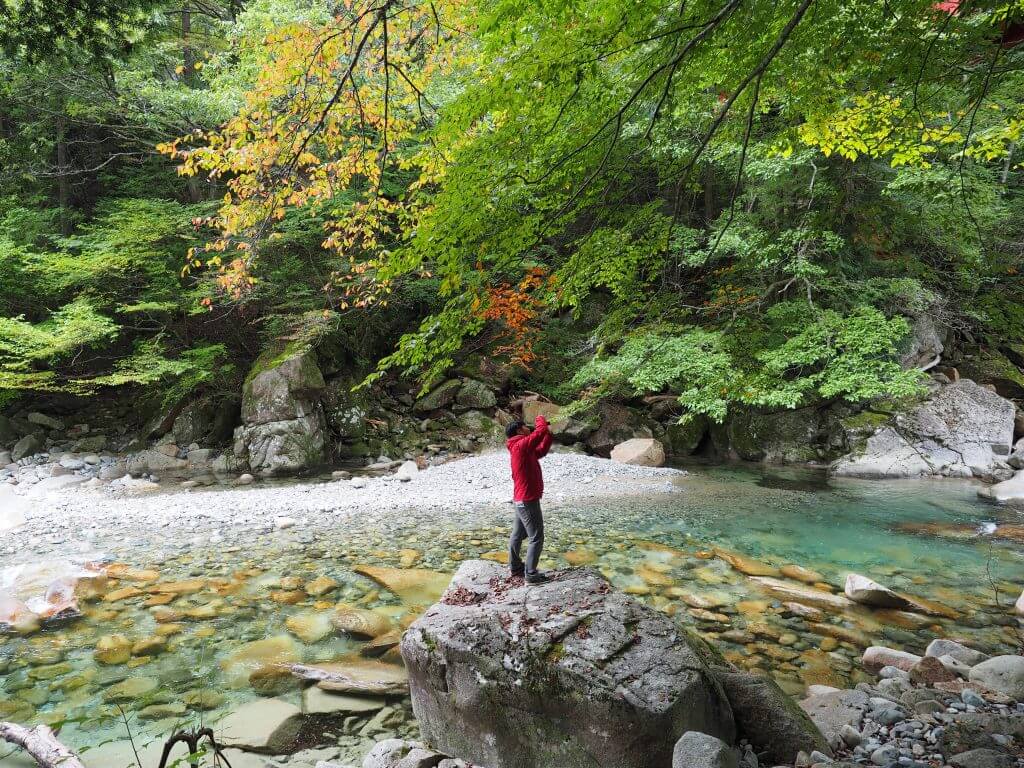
[832, 379, 1016, 480]
[898, 313, 946, 371]
[712, 408, 833, 464]
[610, 437, 666, 467]
[234, 346, 327, 476]
[401, 560, 736, 768]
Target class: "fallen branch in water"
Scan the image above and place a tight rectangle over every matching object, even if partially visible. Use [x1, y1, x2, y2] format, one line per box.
[0, 722, 87, 768]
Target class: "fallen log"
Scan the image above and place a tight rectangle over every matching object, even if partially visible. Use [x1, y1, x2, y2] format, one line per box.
[0, 722, 86, 768]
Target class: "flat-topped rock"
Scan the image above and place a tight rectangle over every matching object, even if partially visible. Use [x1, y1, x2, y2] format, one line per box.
[401, 560, 736, 768]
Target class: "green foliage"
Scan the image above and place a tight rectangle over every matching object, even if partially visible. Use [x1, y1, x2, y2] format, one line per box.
[573, 305, 924, 422]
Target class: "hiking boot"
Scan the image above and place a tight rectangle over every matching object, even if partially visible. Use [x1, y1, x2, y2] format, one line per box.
[525, 572, 549, 584]
[509, 570, 524, 580]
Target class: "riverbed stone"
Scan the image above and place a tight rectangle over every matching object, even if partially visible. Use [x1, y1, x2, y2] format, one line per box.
[103, 676, 158, 702]
[968, 656, 1024, 700]
[219, 697, 304, 753]
[926, 639, 989, 667]
[862, 646, 921, 673]
[11, 434, 43, 461]
[302, 686, 387, 716]
[716, 669, 830, 763]
[222, 635, 301, 688]
[799, 689, 870, 750]
[672, 731, 738, 768]
[949, 748, 1016, 768]
[94, 634, 133, 665]
[402, 560, 736, 768]
[844, 574, 910, 609]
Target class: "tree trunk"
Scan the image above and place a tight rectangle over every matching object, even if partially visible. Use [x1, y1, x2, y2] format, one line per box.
[0, 722, 87, 768]
[56, 114, 71, 235]
[703, 165, 715, 224]
[182, 2, 203, 202]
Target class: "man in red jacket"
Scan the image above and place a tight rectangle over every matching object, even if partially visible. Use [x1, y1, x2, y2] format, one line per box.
[505, 414, 553, 583]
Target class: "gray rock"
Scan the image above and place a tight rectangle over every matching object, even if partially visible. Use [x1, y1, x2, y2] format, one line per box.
[0, 414, 16, 445]
[862, 647, 921, 673]
[413, 380, 462, 413]
[949, 748, 1015, 768]
[870, 744, 898, 765]
[961, 690, 986, 708]
[11, 434, 43, 461]
[126, 449, 188, 475]
[672, 732, 739, 768]
[235, 346, 328, 476]
[664, 416, 709, 456]
[925, 639, 989, 667]
[0, 450, 10, 465]
[844, 574, 910, 609]
[898, 313, 946, 371]
[401, 560, 735, 768]
[27, 412, 64, 431]
[968, 656, 1024, 700]
[979, 470, 1024, 503]
[361, 739, 446, 768]
[171, 400, 218, 445]
[832, 379, 1016, 479]
[839, 725, 862, 747]
[799, 689, 870, 751]
[716, 669, 830, 764]
[455, 379, 496, 410]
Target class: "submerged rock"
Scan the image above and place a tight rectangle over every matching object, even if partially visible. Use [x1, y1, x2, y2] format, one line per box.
[401, 560, 736, 768]
[219, 697, 304, 753]
[844, 573, 911, 609]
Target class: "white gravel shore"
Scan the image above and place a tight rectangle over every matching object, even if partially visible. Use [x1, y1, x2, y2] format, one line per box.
[2, 450, 684, 563]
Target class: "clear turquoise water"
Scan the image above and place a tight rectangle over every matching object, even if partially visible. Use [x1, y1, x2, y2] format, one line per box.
[1, 464, 1021, 767]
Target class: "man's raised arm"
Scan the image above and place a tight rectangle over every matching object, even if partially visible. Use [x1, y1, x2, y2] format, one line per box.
[526, 414, 553, 457]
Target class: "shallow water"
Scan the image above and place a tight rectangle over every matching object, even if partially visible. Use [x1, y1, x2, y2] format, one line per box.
[1, 464, 1022, 766]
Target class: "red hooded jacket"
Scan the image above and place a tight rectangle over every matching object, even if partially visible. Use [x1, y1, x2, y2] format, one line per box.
[507, 415, 553, 502]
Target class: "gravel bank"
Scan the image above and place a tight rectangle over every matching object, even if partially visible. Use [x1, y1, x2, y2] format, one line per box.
[1, 450, 684, 563]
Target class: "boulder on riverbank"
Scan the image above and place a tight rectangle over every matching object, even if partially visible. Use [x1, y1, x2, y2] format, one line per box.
[401, 560, 829, 768]
[233, 345, 328, 476]
[401, 560, 737, 768]
[831, 379, 1016, 480]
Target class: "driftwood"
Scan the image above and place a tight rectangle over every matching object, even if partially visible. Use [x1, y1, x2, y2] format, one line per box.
[0, 722, 86, 768]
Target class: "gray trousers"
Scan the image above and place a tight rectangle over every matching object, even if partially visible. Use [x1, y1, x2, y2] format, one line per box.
[509, 500, 544, 575]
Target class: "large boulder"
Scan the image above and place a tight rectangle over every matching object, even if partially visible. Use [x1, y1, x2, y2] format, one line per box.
[716, 408, 827, 463]
[171, 399, 218, 445]
[610, 438, 666, 467]
[522, 401, 598, 444]
[235, 345, 327, 475]
[585, 403, 651, 455]
[968, 656, 1024, 700]
[242, 346, 326, 424]
[455, 379, 497, 410]
[832, 379, 1016, 479]
[413, 380, 462, 413]
[663, 415, 709, 457]
[977, 470, 1024, 503]
[126, 449, 188, 476]
[11, 433, 43, 461]
[714, 669, 831, 764]
[898, 313, 946, 371]
[401, 560, 736, 768]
